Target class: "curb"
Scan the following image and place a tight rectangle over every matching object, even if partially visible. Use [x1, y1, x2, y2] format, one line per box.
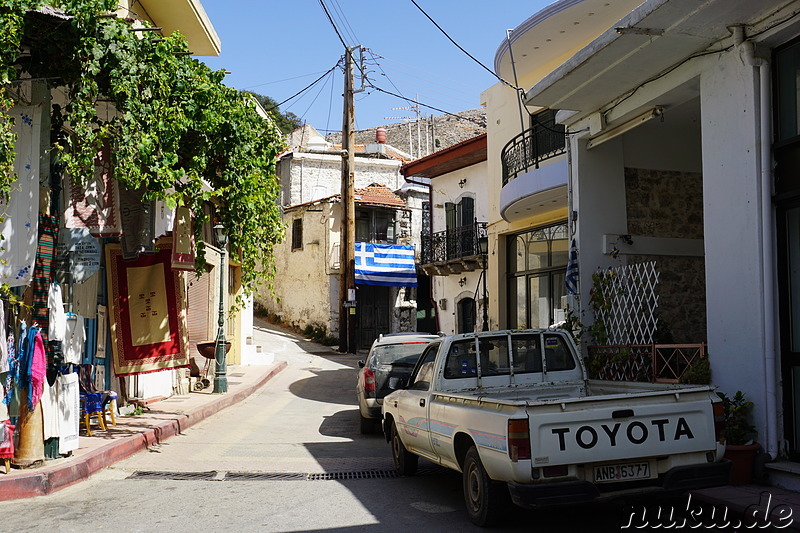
[0, 361, 287, 501]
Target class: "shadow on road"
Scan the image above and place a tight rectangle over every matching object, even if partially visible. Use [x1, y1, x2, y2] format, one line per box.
[289, 368, 358, 405]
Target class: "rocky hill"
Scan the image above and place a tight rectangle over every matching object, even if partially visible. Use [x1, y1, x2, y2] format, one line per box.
[325, 108, 486, 158]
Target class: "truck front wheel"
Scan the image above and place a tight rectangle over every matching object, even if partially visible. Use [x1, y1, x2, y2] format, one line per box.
[463, 446, 504, 526]
[391, 421, 418, 476]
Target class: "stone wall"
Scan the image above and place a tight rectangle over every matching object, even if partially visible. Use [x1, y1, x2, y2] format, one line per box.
[624, 167, 706, 344]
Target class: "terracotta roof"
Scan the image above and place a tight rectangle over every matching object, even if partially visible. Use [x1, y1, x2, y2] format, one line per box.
[354, 184, 405, 208]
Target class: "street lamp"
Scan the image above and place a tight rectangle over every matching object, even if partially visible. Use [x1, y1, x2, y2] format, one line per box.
[478, 231, 489, 331]
[213, 222, 228, 394]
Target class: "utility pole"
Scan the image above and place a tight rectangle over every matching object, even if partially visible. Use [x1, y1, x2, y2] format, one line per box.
[339, 46, 360, 354]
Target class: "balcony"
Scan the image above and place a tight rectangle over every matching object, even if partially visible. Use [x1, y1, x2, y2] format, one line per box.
[421, 222, 487, 276]
[499, 122, 568, 222]
[501, 122, 566, 186]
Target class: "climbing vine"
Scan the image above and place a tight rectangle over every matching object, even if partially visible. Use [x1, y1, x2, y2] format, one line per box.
[0, 1, 286, 304]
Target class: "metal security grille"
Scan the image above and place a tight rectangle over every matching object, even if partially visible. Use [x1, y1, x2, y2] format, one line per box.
[594, 261, 660, 345]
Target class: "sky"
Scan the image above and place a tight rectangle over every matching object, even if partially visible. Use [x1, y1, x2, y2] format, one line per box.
[199, 0, 554, 134]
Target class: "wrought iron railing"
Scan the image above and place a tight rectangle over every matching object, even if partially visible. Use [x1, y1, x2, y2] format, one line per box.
[585, 343, 708, 383]
[501, 122, 566, 186]
[421, 222, 487, 265]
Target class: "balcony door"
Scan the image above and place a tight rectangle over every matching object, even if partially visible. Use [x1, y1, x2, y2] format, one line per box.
[445, 197, 475, 259]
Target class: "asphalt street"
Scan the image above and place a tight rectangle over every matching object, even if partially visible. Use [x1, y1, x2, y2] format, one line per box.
[0, 321, 653, 532]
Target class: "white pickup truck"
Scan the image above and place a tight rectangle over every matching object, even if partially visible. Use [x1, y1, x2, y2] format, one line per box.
[381, 329, 730, 526]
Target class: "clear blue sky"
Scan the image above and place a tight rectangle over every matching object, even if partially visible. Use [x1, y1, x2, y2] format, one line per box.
[200, 0, 552, 133]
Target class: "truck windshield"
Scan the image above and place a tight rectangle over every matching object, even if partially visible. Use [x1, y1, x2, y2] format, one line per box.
[371, 343, 430, 366]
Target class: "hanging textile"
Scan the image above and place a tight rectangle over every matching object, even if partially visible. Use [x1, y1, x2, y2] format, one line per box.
[64, 141, 121, 236]
[32, 214, 59, 363]
[0, 106, 42, 287]
[0, 302, 8, 374]
[63, 315, 85, 365]
[154, 199, 176, 239]
[41, 379, 59, 440]
[48, 281, 66, 342]
[354, 242, 418, 287]
[72, 271, 99, 318]
[58, 372, 79, 454]
[16, 325, 44, 409]
[171, 206, 195, 270]
[119, 186, 155, 260]
[106, 238, 190, 376]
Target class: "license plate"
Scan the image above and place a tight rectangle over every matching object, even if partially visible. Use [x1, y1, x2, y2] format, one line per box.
[593, 462, 651, 483]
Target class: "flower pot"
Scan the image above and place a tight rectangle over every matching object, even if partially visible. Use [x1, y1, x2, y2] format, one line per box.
[724, 442, 761, 485]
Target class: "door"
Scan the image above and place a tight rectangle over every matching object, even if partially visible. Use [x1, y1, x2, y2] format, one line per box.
[394, 343, 440, 461]
[778, 200, 800, 460]
[357, 284, 391, 349]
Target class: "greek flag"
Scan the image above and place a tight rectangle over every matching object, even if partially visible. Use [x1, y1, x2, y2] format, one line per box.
[565, 239, 579, 295]
[355, 242, 417, 287]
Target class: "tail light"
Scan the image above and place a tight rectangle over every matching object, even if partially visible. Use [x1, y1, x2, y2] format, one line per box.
[713, 401, 725, 444]
[508, 419, 531, 462]
[363, 367, 376, 393]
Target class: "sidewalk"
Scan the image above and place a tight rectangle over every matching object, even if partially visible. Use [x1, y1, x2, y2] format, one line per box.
[690, 483, 800, 530]
[0, 361, 287, 501]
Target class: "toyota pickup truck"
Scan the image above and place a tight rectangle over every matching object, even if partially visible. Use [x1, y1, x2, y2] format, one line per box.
[381, 329, 730, 526]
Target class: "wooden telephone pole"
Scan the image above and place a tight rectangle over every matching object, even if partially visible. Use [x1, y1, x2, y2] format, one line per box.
[338, 46, 359, 353]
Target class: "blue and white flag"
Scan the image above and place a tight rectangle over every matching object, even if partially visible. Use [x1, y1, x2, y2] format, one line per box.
[355, 242, 418, 287]
[565, 239, 579, 295]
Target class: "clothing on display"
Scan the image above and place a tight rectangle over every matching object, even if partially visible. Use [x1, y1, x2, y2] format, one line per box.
[48, 282, 66, 341]
[63, 315, 85, 365]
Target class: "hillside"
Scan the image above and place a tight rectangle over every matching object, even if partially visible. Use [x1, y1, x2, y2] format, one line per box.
[324, 108, 486, 158]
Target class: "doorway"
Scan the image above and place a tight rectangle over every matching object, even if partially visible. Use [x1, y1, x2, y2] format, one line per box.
[357, 284, 391, 349]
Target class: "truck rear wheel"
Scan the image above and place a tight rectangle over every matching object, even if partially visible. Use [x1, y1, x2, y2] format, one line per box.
[463, 446, 504, 526]
[391, 421, 418, 476]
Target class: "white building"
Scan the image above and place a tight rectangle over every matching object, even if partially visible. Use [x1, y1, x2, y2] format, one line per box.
[490, 0, 800, 487]
[402, 134, 489, 334]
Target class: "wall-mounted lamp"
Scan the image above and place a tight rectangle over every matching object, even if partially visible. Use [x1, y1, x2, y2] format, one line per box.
[458, 178, 467, 188]
[586, 106, 664, 149]
[458, 277, 467, 287]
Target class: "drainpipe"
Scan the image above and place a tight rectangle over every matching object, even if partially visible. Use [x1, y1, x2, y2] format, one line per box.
[735, 26, 779, 460]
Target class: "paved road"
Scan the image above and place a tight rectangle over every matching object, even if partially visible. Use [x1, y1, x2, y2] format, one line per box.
[0, 322, 641, 532]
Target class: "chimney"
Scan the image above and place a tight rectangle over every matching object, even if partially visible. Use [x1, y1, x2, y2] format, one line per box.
[376, 127, 387, 144]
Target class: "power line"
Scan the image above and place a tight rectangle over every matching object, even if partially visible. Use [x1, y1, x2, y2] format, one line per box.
[317, 0, 349, 48]
[264, 61, 341, 112]
[367, 51, 484, 91]
[243, 71, 331, 90]
[408, 0, 518, 90]
[329, 0, 360, 47]
[367, 83, 485, 127]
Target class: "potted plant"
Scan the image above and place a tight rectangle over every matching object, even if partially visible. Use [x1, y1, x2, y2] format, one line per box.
[717, 390, 760, 485]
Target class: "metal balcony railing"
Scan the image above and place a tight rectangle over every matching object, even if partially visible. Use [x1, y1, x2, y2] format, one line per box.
[421, 222, 487, 265]
[501, 122, 566, 186]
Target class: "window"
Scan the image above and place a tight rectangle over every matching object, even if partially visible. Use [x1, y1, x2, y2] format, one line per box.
[511, 334, 543, 375]
[410, 343, 439, 390]
[356, 208, 396, 244]
[507, 223, 569, 329]
[444, 336, 510, 378]
[457, 297, 476, 334]
[543, 334, 576, 372]
[444, 339, 477, 379]
[291, 218, 303, 250]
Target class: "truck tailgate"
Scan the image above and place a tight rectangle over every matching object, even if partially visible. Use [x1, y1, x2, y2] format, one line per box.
[529, 393, 716, 466]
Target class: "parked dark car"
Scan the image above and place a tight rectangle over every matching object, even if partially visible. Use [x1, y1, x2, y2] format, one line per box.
[356, 332, 440, 434]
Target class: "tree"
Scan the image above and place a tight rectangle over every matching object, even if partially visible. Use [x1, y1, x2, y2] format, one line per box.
[242, 91, 303, 134]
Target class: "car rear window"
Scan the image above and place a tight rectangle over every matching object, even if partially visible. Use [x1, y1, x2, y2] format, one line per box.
[371, 343, 430, 366]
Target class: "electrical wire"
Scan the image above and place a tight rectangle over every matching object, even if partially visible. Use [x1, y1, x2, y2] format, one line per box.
[408, 0, 519, 91]
[264, 61, 341, 112]
[329, 0, 360, 47]
[317, 0, 349, 48]
[367, 83, 485, 127]
[243, 71, 332, 90]
[296, 66, 336, 123]
[367, 51, 484, 91]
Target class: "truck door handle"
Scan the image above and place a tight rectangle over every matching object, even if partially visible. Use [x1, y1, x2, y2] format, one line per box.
[612, 409, 634, 419]
[419, 399, 426, 407]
